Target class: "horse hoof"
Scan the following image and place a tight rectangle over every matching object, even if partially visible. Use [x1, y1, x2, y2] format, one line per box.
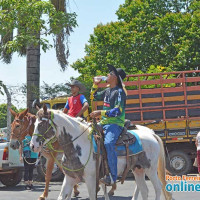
[38, 197, 45, 200]
[108, 191, 114, 196]
[97, 186, 101, 193]
[73, 191, 80, 197]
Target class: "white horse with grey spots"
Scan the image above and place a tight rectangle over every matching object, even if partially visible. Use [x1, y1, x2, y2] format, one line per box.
[30, 106, 173, 200]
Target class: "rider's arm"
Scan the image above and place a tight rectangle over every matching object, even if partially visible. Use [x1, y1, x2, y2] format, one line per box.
[90, 84, 106, 101]
[76, 95, 89, 117]
[63, 100, 69, 114]
[76, 102, 89, 117]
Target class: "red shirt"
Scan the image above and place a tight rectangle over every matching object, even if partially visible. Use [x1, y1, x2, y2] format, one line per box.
[64, 94, 87, 117]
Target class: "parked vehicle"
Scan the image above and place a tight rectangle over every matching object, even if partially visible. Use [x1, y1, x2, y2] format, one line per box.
[0, 127, 7, 143]
[0, 141, 24, 186]
[92, 70, 200, 175]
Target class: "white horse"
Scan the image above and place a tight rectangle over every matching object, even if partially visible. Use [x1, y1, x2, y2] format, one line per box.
[30, 106, 173, 200]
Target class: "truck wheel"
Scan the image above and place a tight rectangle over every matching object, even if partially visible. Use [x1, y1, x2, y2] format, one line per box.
[0, 169, 22, 187]
[166, 150, 192, 176]
[36, 156, 64, 181]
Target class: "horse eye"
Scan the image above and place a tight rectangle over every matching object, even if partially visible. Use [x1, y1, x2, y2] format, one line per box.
[16, 125, 20, 128]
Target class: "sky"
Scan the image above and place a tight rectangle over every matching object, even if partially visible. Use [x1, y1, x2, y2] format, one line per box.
[0, 0, 125, 106]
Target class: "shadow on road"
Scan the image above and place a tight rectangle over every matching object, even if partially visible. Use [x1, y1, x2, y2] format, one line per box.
[0, 184, 45, 192]
[72, 197, 132, 200]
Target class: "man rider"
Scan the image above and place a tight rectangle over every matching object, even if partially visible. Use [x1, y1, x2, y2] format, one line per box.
[90, 64, 127, 185]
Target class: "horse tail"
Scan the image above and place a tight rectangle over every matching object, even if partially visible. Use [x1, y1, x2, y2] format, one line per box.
[153, 134, 173, 200]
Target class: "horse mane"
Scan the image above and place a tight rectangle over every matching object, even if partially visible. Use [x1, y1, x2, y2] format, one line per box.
[50, 109, 90, 130]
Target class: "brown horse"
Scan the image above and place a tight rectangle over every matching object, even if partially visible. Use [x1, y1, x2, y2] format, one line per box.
[9, 108, 80, 200]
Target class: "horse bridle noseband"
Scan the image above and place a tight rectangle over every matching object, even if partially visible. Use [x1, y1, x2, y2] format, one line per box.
[11, 116, 33, 143]
[33, 111, 93, 172]
[33, 112, 57, 146]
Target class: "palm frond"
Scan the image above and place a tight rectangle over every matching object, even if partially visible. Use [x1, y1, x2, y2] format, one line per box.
[54, 29, 69, 71]
[0, 31, 13, 64]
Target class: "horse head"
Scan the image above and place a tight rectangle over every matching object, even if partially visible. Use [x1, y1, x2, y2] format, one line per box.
[10, 108, 36, 150]
[30, 104, 57, 153]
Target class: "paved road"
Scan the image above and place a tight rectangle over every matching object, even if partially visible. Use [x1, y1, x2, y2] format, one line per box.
[0, 178, 200, 200]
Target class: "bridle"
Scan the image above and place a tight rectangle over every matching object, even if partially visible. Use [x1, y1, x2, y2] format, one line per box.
[33, 111, 92, 147]
[33, 111, 57, 146]
[32, 111, 93, 172]
[11, 115, 34, 144]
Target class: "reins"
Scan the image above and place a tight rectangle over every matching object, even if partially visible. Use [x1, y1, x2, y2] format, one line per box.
[49, 138, 93, 172]
[22, 137, 39, 165]
[33, 111, 93, 172]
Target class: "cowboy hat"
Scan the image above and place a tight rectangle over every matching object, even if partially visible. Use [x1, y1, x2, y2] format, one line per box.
[65, 80, 86, 93]
[107, 64, 126, 88]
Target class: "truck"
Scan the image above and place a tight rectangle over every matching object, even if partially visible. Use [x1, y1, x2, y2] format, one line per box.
[0, 139, 24, 186]
[92, 70, 200, 175]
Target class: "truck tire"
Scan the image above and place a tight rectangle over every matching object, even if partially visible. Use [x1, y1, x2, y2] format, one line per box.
[0, 169, 22, 187]
[166, 150, 192, 176]
[36, 156, 64, 181]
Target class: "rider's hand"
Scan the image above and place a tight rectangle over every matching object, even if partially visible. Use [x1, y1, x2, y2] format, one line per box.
[90, 111, 101, 118]
[20, 156, 23, 163]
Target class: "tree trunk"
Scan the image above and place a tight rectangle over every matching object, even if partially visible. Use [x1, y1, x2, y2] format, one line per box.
[2, 84, 11, 141]
[26, 43, 40, 114]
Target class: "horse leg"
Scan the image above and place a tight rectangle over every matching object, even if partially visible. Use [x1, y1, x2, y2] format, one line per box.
[85, 175, 98, 200]
[133, 185, 140, 200]
[57, 174, 75, 200]
[38, 156, 55, 200]
[146, 169, 162, 200]
[108, 182, 117, 196]
[54, 154, 79, 197]
[100, 183, 110, 200]
[132, 168, 148, 200]
[73, 184, 80, 197]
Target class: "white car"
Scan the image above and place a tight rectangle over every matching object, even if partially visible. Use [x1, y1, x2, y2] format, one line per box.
[0, 141, 24, 186]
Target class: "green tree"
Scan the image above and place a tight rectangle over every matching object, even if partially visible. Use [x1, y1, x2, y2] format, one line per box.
[0, 0, 77, 112]
[71, 0, 200, 82]
[0, 104, 18, 128]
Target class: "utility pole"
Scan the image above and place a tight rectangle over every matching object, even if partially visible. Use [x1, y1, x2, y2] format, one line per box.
[2, 84, 11, 141]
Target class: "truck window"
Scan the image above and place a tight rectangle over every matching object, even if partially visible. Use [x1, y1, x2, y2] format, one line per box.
[52, 103, 65, 110]
[45, 103, 50, 109]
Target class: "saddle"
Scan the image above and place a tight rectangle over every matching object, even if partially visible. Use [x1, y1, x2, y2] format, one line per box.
[116, 120, 136, 146]
[95, 119, 136, 146]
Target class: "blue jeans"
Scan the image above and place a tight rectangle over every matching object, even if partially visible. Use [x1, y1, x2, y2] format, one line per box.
[103, 124, 123, 182]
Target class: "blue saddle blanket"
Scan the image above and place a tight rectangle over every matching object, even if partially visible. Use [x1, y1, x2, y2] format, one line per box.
[92, 130, 143, 156]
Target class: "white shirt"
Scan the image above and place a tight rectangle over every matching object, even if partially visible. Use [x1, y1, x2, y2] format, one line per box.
[196, 132, 200, 151]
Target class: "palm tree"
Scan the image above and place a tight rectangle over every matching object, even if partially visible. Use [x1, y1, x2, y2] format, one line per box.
[0, 0, 76, 113]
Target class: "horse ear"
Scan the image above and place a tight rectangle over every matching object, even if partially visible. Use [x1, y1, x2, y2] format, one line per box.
[10, 108, 17, 117]
[36, 105, 40, 111]
[19, 108, 29, 119]
[32, 115, 36, 123]
[43, 104, 48, 114]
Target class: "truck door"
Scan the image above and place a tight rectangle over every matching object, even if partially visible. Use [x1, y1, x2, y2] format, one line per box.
[8, 145, 24, 168]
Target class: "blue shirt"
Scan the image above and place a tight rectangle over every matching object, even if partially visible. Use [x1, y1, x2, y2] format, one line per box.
[22, 136, 38, 159]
